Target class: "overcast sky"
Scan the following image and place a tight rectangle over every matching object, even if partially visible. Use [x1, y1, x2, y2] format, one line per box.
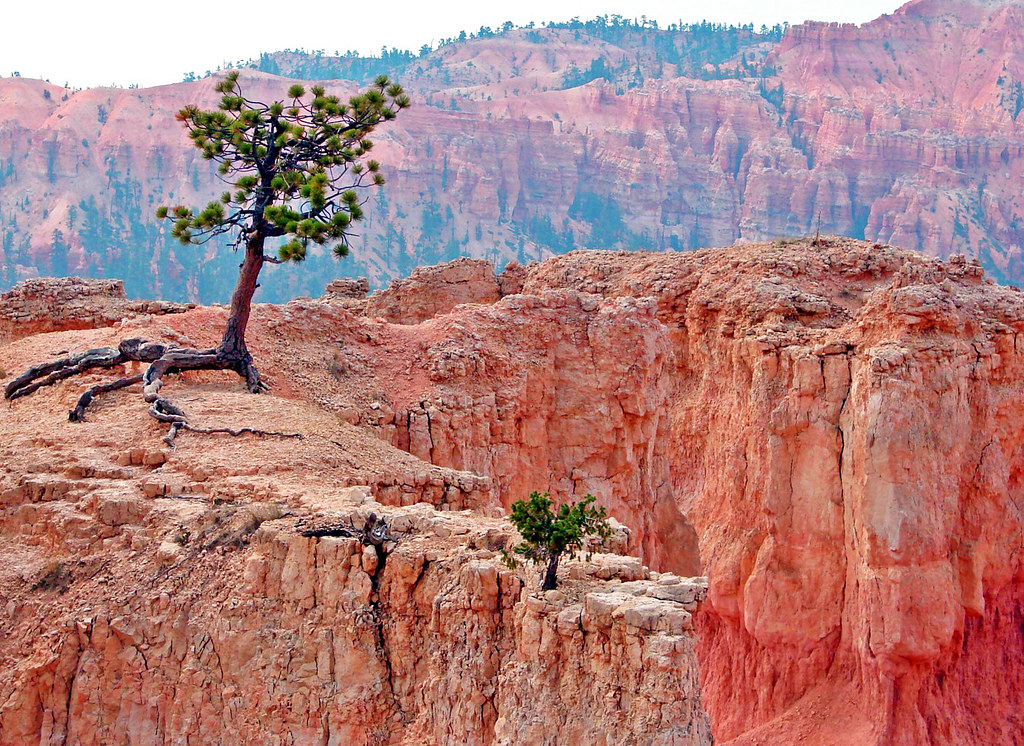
[2, 0, 904, 89]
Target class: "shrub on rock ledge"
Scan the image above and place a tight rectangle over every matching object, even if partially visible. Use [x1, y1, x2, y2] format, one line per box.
[505, 491, 612, 590]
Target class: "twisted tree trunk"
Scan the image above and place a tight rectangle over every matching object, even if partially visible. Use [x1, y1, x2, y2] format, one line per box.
[542, 552, 561, 591]
[217, 233, 267, 393]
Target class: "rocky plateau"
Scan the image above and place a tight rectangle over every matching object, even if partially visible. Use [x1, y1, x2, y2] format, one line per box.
[1, 238, 1021, 744]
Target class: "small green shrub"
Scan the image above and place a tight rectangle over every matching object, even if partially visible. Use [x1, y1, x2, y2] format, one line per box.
[504, 491, 611, 590]
[32, 561, 71, 593]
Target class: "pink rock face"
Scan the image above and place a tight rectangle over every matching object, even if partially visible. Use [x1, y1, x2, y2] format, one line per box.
[3, 0, 1024, 298]
[0, 518, 712, 746]
[524, 240, 1024, 744]
[393, 290, 701, 576]
[1, 239, 1022, 744]
[365, 257, 502, 324]
[329, 269, 701, 575]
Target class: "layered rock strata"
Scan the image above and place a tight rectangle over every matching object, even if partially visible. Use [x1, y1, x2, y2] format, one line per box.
[2, 238, 1022, 744]
[0, 276, 711, 745]
[4, 0, 1024, 299]
[0, 497, 711, 745]
[364, 258, 503, 325]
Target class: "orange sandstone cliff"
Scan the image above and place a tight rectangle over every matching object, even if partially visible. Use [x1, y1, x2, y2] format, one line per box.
[1, 238, 1023, 744]
[521, 240, 1024, 744]
[0, 264, 710, 744]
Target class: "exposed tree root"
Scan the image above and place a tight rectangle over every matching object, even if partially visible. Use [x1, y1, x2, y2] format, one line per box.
[181, 424, 302, 440]
[5, 336, 300, 447]
[153, 398, 302, 447]
[299, 513, 392, 545]
[4, 338, 165, 402]
[69, 374, 144, 422]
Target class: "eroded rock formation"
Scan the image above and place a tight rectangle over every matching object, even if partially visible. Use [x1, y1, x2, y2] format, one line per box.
[2, 238, 1022, 744]
[520, 240, 1024, 745]
[364, 258, 503, 324]
[0, 277, 192, 344]
[0, 502, 710, 745]
[0, 272, 711, 745]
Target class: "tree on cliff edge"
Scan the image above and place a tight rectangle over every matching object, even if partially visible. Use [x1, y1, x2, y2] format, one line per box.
[4, 72, 408, 443]
[504, 492, 611, 590]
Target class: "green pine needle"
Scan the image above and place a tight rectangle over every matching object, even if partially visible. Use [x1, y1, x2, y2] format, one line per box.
[159, 73, 408, 266]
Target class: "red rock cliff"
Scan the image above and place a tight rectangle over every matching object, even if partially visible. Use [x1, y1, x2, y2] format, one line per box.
[522, 239, 1024, 744]
[1, 238, 1022, 744]
[0, 272, 711, 744]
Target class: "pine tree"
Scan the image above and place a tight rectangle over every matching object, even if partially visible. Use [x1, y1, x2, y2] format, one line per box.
[504, 491, 612, 590]
[5, 72, 408, 443]
[157, 70, 408, 391]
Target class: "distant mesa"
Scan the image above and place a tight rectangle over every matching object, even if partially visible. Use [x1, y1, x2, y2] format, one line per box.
[1, 0, 1023, 304]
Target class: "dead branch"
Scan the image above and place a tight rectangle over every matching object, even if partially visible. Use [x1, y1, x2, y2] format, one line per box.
[299, 513, 392, 545]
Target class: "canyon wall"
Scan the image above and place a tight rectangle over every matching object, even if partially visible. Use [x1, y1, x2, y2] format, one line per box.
[3, 0, 1024, 301]
[264, 238, 1024, 742]
[520, 240, 1024, 744]
[2, 237, 1023, 744]
[357, 288, 701, 576]
[0, 509, 710, 746]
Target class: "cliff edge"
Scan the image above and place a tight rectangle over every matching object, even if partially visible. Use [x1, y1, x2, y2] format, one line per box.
[2, 237, 1023, 744]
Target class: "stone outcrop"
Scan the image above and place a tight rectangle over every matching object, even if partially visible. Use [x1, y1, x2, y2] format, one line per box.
[0, 277, 193, 344]
[323, 277, 370, 299]
[496, 260, 528, 297]
[365, 258, 502, 324]
[358, 289, 701, 576]
[0, 499, 711, 746]
[2, 239, 1023, 744]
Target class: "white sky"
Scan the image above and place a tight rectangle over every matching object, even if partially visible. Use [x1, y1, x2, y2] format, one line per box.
[2, 0, 904, 89]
